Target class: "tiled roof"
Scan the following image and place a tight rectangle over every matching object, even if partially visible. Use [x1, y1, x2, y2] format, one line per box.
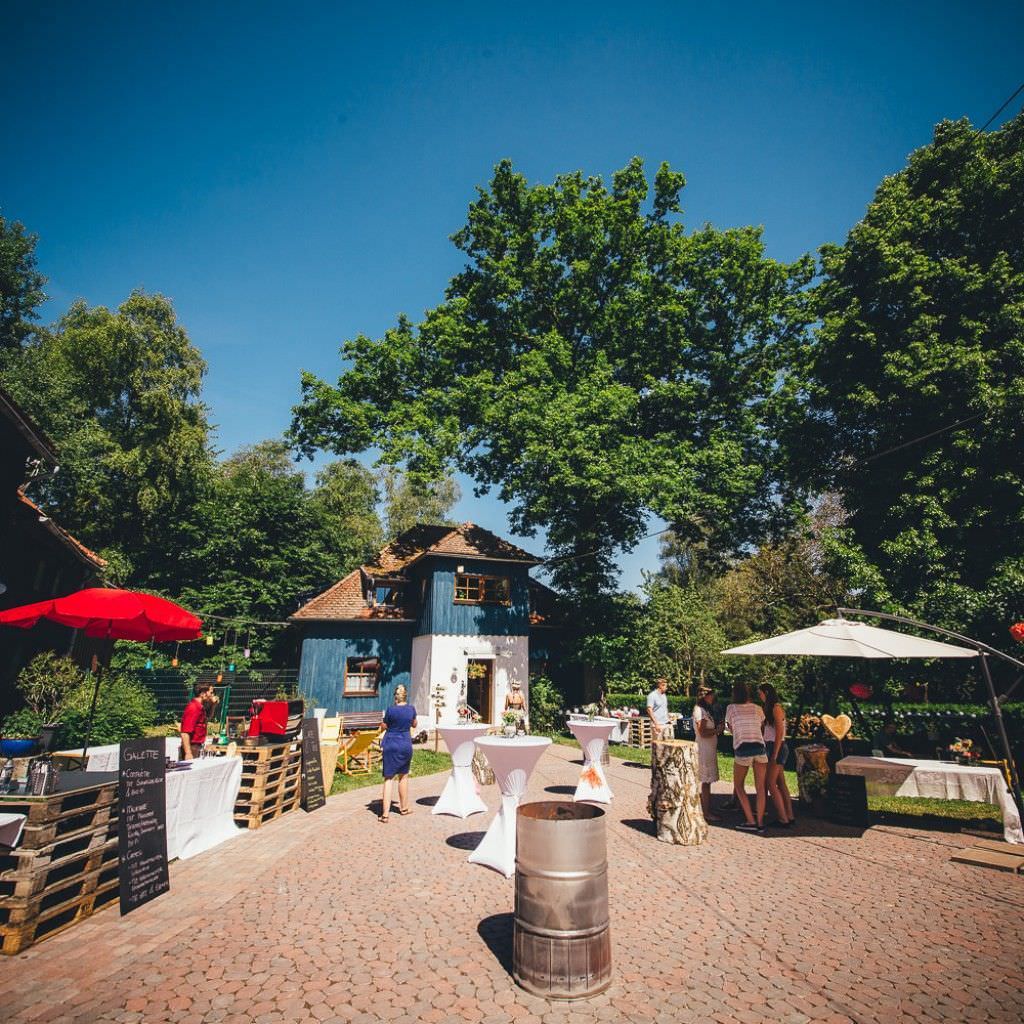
[15, 489, 106, 570]
[289, 570, 413, 623]
[291, 522, 541, 622]
[364, 522, 539, 575]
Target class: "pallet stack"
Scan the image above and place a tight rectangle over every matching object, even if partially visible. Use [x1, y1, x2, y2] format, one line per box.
[234, 740, 303, 830]
[0, 779, 120, 955]
[628, 717, 653, 749]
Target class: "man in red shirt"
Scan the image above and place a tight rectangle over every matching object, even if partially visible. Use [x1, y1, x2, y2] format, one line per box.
[180, 683, 215, 759]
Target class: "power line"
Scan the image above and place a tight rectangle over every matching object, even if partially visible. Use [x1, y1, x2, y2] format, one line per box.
[979, 81, 1024, 132]
[852, 411, 986, 466]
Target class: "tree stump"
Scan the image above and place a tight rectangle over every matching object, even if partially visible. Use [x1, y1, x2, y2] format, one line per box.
[795, 744, 830, 816]
[647, 739, 707, 845]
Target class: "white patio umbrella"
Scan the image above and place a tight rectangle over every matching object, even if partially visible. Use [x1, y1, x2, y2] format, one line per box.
[721, 618, 979, 659]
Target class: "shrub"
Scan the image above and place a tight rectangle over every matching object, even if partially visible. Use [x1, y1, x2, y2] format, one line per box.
[2, 707, 43, 738]
[606, 691, 691, 714]
[57, 674, 158, 747]
[528, 676, 565, 734]
[15, 652, 86, 719]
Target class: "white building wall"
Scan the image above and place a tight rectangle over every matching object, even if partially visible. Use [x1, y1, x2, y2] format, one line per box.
[410, 633, 529, 729]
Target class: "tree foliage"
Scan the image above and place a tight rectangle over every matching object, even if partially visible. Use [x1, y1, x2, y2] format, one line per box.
[379, 466, 460, 538]
[291, 158, 813, 599]
[789, 113, 1024, 645]
[0, 213, 46, 356]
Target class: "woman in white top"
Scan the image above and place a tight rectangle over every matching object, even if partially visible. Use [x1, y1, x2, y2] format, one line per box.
[758, 683, 794, 826]
[724, 681, 767, 832]
[691, 685, 722, 822]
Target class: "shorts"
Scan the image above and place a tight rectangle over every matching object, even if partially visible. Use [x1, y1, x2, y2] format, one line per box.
[734, 741, 768, 766]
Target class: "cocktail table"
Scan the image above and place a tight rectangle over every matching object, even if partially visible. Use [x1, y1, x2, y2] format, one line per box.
[433, 724, 490, 818]
[568, 718, 617, 803]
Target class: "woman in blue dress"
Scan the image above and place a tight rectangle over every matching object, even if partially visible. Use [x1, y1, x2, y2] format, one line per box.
[379, 685, 417, 821]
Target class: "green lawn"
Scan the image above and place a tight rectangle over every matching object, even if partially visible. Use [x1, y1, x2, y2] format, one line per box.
[554, 733, 1002, 826]
[328, 746, 452, 795]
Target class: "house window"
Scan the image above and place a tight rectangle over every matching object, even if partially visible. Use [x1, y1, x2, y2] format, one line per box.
[454, 574, 511, 605]
[344, 656, 380, 696]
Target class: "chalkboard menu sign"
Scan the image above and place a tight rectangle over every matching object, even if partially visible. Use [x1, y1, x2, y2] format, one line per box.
[826, 773, 869, 828]
[118, 738, 170, 915]
[300, 719, 326, 813]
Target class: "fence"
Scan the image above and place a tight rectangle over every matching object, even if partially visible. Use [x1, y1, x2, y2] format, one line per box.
[132, 669, 301, 726]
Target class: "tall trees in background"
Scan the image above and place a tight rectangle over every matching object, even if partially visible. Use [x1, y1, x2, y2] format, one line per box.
[0, 213, 46, 357]
[792, 113, 1024, 647]
[290, 158, 813, 603]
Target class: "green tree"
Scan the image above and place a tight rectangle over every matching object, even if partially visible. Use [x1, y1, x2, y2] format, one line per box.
[291, 159, 813, 600]
[790, 113, 1024, 646]
[379, 466, 460, 538]
[310, 458, 384, 564]
[0, 213, 46, 357]
[3, 290, 213, 586]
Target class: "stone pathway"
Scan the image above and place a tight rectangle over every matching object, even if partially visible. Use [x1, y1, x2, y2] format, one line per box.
[2, 743, 1023, 1023]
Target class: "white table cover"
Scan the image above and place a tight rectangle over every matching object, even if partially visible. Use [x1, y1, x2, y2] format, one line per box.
[165, 756, 244, 860]
[59, 737, 181, 772]
[836, 755, 1023, 844]
[568, 719, 617, 804]
[570, 713, 629, 744]
[434, 725, 490, 818]
[0, 812, 26, 848]
[469, 736, 551, 877]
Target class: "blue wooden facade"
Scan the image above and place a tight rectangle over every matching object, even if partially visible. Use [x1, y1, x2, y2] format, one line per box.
[297, 621, 412, 717]
[413, 557, 531, 637]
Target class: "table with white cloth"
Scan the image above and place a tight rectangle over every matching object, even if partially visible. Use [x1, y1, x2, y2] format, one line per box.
[568, 719, 617, 804]
[836, 755, 1024, 844]
[434, 724, 490, 818]
[57, 737, 181, 772]
[165, 756, 244, 860]
[570, 713, 629, 745]
[468, 736, 551, 877]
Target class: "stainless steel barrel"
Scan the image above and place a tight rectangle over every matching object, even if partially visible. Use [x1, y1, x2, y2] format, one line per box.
[513, 801, 611, 999]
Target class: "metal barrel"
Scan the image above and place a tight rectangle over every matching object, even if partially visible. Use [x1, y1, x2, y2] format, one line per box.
[513, 801, 611, 999]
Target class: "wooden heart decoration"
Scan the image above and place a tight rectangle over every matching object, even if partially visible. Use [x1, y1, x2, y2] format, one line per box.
[821, 713, 852, 740]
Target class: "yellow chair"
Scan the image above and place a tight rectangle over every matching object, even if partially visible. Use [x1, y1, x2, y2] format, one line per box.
[321, 716, 341, 742]
[338, 730, 380, 776]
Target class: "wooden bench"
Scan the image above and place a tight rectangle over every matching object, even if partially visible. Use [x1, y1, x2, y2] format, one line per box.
[339, 712, 384, 734]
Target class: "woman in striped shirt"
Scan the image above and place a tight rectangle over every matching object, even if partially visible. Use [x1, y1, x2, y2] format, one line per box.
[724, 681, 767, 832]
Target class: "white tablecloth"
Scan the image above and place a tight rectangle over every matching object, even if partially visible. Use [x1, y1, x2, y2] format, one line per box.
[568, 720, 617, 804]
[58, 737, 181, 772]
[569, 714, 629, 744]
[165, 756, 244, 860]
[0, 812, 26, 848]
[434, 725, 490, 818]
[836, 755, 1024, 844]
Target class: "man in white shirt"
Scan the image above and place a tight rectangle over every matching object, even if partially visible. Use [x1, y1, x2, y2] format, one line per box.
[646, 677, 672, 741]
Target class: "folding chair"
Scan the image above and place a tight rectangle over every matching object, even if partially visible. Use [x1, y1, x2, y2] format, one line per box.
[338, 730, 380, 776]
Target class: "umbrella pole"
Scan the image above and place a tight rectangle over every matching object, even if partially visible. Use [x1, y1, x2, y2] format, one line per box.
[979, 653, 1024, 818]
[82, 663, 103, 760]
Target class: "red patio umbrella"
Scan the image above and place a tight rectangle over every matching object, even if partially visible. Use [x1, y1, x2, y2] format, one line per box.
[0, 588, 202, 756]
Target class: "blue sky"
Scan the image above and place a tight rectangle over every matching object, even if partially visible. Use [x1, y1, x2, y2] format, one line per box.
[3, 2, 1022, 589]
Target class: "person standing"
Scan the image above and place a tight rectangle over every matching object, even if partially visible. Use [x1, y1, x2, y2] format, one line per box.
[758, 683, 794, 827]
[180, 682, 216, 760]
[724, 681, 767, 832]
[692, 685, 722, 822]
[646, 677, 672, 741]
[504, 680, 528, 733]
[379, 685, 417, 822]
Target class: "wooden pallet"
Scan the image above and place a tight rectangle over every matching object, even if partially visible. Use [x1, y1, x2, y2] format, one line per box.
[0, 858, 120, 928]
[237, 763, 302, 802]
[14, 801, 118, 853]
[238, 749, 303, 784]
[0, 820, 117, 897]
[234, 785, 302, 830]
[235, 740, 302, 773]
[628, 718, 653, 749]
[0, 780, 118, 827]
[0, 876, 119, 956]
[0, 838, 118, 901]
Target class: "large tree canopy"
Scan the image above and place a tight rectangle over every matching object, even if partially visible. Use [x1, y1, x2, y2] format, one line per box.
[291, 158, 813, 596]
[790, 113, 1024, 644]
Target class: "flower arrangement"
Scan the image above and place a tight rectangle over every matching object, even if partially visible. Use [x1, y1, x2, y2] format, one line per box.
[608, 707, 639, 719]
[948, 737, 978, 761]
[581, 703, 600, 720]
[501, 710, 520, 726]
[467, 662, 488, 679]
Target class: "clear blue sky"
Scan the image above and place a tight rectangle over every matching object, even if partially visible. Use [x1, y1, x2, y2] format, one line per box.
[3, 2, 1022, 589]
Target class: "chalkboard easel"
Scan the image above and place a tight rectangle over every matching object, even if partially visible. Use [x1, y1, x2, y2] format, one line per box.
[118, 737, 170, 916]
[826, 773, 869, 828]
[300, 719, 326, 813]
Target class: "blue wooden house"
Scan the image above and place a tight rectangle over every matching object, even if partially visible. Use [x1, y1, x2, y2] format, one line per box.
[291, 523, 566, 725]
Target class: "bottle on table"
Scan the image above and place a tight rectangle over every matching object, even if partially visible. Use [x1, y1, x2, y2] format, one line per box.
[0, 757, 14, 794]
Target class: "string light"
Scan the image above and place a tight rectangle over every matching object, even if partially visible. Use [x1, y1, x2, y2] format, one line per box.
[171, 642, 180, 668]
[205, 634, 214, 647]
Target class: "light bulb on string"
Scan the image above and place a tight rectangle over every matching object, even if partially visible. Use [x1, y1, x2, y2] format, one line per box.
[205, 633, 214, 647]
[244, 628, 251, 660]
[171, 642, 180, 668]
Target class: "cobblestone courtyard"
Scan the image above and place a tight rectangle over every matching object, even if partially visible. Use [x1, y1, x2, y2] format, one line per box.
[2, 743, 1023, 1024]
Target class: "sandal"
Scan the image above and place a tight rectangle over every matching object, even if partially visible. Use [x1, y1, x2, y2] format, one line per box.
[378, 813, 389, 822]
[399, 808, 412, 816]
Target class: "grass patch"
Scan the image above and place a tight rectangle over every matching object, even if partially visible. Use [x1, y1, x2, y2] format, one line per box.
[329, 746, 452, 796]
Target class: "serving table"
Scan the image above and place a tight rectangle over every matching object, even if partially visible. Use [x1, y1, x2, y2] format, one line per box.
[434, 724, 490, 818]
[165, 756, 244, 860]
[56, 737, 181, 772]
[836, 755, 1023, 844]
[468, 736, 551, 877]
[568, 719, 617, 803]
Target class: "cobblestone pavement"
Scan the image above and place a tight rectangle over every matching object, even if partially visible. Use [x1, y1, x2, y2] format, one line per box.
[2, 742, 1023, 1024]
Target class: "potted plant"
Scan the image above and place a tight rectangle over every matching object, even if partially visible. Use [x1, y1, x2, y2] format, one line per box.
[501, 710, 520, 737]
[1, 708, 43, 758]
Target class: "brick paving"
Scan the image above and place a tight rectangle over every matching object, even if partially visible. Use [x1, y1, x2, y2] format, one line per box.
[2, 742, 1023, 1023]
